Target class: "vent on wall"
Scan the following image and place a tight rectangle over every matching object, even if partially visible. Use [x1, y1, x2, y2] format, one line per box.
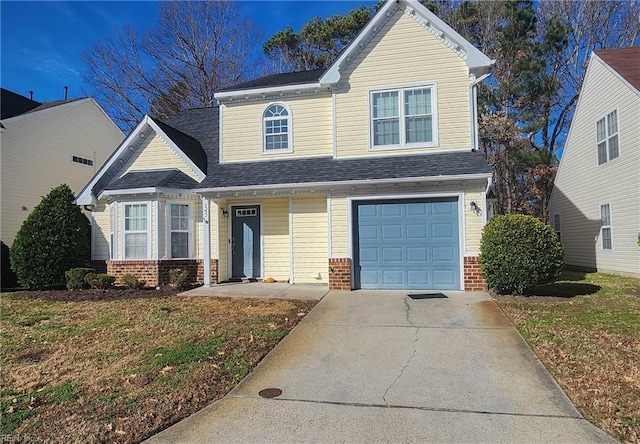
[72, 155, 93, 166]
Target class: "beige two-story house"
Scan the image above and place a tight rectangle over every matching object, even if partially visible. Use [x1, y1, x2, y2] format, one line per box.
[548, 47, 640, 277]
[1, 88, 124, 245]
[76, 0, 494, 290]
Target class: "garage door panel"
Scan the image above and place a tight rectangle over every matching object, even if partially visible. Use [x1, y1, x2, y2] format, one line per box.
[382, 247, 403, 262]
[382, 225, 402, 239]
[354, 198, 460, 290]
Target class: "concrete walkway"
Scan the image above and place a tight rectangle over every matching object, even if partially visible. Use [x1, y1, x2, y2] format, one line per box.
[147, 290, 616, 443]
[179, 282, 329, 301]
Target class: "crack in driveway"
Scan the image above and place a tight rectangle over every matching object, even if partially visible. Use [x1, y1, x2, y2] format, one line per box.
[383, 298, 419, 405]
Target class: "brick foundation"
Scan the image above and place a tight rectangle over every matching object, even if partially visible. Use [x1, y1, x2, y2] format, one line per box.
[329, 258, 352, 290]
[464, 256, 488, 291]
[106, 259, 219, 288]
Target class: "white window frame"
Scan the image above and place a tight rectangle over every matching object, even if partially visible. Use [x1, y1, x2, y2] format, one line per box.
[262, 102, 293, 154]
[368, 83, 438, 151]
[599, 203, 613, 251]
[122, 201, 152, 260]
[596, 109, 619, 165]
[166, 201, 192, 259]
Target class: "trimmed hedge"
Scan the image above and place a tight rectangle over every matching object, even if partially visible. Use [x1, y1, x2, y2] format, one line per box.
[479, 214, 564, 295]
[65, 268, 94, 290]
[10, 185, 90, 289]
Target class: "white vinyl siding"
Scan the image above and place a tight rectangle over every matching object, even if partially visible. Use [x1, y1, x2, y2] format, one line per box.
[548, 54, 640, 277]
[596, 110, 619, 165]
[600, 204, 612, 250]
[169, 203, 190, 258]
[124, 203, 150, 259]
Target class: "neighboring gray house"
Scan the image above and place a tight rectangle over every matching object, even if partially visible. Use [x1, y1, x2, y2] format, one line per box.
[548, 47, 640, 277]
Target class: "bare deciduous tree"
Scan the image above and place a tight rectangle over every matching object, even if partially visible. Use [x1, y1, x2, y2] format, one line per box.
[83, 1, 261, 130]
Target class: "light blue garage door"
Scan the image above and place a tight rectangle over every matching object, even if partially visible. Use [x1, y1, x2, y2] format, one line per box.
[353, 198, 460, 290]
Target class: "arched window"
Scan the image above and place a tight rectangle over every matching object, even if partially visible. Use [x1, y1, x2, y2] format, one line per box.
[263, 103, 291, 153]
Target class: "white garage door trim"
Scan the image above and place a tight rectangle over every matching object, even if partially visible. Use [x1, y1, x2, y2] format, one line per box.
[346, 192, 466, 290]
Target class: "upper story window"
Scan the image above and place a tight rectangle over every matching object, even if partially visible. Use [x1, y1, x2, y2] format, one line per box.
[600, 204, 612, 250]
[596, 110, 619, 165]
[123, 203, 149, 259]
[370, 85, 437, 150]
[263, 103, 292, 153]
[169, 203, 190, 258]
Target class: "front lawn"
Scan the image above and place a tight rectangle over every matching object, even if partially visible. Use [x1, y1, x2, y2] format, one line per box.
[497, 270, 640, 442]
[0, 290, 316, 443]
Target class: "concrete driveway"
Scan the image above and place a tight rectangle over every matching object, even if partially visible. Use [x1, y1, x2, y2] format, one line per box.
[147, 290, 616, 443]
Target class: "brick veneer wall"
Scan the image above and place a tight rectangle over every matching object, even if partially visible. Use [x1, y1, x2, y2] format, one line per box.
[90, 260, 107, 273]
[106, 259, 219, 288]
[329, 258, 352, 290]
[464, 256, 488, 291]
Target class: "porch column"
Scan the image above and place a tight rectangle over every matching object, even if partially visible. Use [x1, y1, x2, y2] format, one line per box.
[202, 196, 211, 287]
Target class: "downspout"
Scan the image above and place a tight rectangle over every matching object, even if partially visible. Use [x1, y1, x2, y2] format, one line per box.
[482, 176, 493, 225]
[469, 73, 491, 151]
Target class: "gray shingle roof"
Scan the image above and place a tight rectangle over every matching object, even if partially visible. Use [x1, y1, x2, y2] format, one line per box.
[217, 69, 325, 93]
[150, 116, 207, 174]
[104, 169, 198, 191]
[197, 151, 491, 189]
[1, 88, 41, 119]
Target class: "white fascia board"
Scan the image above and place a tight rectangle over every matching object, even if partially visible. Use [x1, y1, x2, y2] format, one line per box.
[75, 116, 153, 205]
[321, 0, 494, 84]
[98, 187, 196, 199]
[146, 117, 206, 181]
[214, 82, 326, 100]
[196, 173, 492, 194]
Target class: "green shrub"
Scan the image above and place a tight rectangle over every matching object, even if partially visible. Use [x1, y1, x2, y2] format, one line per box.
[85, 273, 116, 290]
[65, 268, 94, 290]
[121, 273, 145, 290]
[169, 268, 190, 290]
[1, 241, 18, 289]
[10, 184, 90, 289]
[479, 214, 564, 295]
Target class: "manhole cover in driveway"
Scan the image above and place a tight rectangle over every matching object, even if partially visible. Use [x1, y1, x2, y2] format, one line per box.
[259, 388, 282, 398]
[408, 293, 448, 300]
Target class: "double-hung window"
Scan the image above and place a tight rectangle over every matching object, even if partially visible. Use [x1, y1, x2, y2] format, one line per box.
[263, 104, 291, 153]
[596, 110, 619, 165]
[124, 203, 149, 259]
[169, 203, 190, 258]
[600, 204, 612, 250]
[371, 85, 436, 149]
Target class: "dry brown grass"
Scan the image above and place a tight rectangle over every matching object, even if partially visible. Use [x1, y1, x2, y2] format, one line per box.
[497, 271, 640, 443]
[1, 291, 316, 443]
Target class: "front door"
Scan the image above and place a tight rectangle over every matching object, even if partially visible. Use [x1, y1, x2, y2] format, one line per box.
[231, 205, 261, 279]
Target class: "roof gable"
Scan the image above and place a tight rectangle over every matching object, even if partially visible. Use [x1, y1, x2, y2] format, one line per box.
[75, 115, 207, 205]
[320, 0, 493, 84]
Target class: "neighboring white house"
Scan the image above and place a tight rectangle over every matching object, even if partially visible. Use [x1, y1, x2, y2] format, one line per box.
[0, 88, 125, 245]
[548, 47, 640, 278]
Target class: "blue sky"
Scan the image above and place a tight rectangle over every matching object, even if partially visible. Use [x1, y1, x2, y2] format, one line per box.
[1, 1, 373, 103]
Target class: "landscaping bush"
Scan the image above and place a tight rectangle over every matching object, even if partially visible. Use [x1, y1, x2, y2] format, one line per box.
[85, 273, 116, 290]
[10, 184, 90, 289]
[479, 214, 564, 295]
[169, 268, 190, 290]
[1, 241, 18, 289]
[121, 273, 145, 290]
[65, 268, 94, 290]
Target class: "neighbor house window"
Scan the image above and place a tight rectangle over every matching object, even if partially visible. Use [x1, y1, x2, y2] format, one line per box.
[600, 204, 612, 250]
[124, 203, 149, 259]
[169, 203, 190, 258]
[596, 110, 619, 165]
[263, 103, 291, 153]
[371, 86, 436, 149]
[554, 214, 561, 242]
